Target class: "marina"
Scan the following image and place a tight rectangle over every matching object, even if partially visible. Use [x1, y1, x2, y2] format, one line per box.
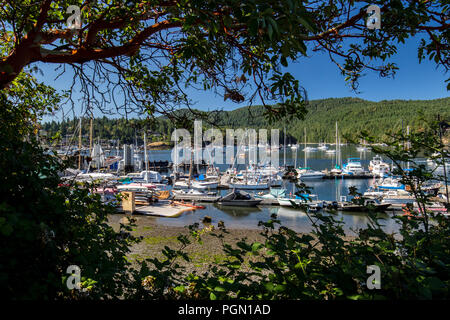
[55, 139, 449, 233]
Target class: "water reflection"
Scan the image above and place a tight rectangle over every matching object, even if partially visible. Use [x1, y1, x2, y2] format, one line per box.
[213, 204, 262, 217]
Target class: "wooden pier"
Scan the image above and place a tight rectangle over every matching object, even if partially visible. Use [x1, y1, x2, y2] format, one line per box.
[118, 197, 199, 217]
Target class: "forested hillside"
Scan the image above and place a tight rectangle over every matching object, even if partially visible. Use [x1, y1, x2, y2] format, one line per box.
[42, 97, 450, 144]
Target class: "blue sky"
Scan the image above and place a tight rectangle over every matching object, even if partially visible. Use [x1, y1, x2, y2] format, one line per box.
[37, 36, 448, 122]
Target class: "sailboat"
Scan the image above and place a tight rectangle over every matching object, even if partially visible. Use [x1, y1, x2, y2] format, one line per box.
[297, 128, 324, 180]
[356, 139, 370, 152]
[318, 142, 328, 151]
[302, 128, 317, 152]
[229, 177, 270, 190]
[296, 168, 325, 180]
[330, 122, 342, 174]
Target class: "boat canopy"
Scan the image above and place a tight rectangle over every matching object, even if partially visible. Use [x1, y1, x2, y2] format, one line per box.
[270, 188, 286, 198]
[221, 190, 252, 201]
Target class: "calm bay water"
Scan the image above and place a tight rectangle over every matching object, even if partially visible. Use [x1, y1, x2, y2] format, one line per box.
[125, 144, 404, 235]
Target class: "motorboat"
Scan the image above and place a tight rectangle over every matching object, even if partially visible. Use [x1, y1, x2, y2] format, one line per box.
[191, 174, 219, 189]
[369, 155, 390, 177]
[191, 180, 219, 190]
[371, 163, 391, 178]
[342, 158, 365, 175]
[217, 190, 262, 207]
[374, 177, 405, 191]
[173, 180, 191, 189]
[278, 194, 323, 212]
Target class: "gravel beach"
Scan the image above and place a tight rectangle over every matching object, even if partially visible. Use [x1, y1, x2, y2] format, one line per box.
[108, 213, 268, 273]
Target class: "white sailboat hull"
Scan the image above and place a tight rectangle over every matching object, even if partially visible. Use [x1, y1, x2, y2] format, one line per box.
[229, 182, 270, 190]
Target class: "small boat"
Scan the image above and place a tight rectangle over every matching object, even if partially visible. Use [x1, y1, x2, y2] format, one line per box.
[171, 201, 205, 209]
[217, 190, 262, 207]
[173, 180, 191, 189]
[278, 194, 323, 212]
[303, 146, 318, 152]
[330, 165, 342, 175]
[191, 179, 219, 190]
[356, 146, 369, 152]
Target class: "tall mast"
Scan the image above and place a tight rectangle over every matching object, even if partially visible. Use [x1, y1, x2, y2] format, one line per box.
[78, 117, 82, 170]
[283, 127, 286, 168]
[438, 115, 449, 202]
[89, 116, 93, 156]
[304, 127, 307, 168]
[144, 132, 148, 182]
[406, 125, 410, 169]
[294, 143, 298, 168]
[188, 146, 193, 188]
[174, 128, 178, 174]
[335, 122, 338, 167]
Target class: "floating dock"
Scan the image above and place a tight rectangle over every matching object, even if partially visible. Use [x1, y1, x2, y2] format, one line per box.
[134, 202, 196, 217]
[118, 195, 200, 217]
[258, 198, 281, 205]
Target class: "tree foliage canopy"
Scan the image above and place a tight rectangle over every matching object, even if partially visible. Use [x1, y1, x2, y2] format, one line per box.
[0, 0, 448, 122]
